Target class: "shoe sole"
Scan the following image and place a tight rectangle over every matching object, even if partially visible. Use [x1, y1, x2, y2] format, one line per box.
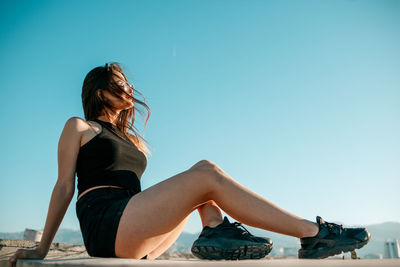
[191, 243, 273, 260]
[298, 239, 369, 259]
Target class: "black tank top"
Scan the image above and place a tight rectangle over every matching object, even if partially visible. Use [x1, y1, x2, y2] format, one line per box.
[75, 119, 147, 198]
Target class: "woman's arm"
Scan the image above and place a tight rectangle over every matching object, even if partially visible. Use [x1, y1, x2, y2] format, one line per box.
[37, 117, 83, 254]
[9, 117, 83, 266]
[36, 181, 75, 255]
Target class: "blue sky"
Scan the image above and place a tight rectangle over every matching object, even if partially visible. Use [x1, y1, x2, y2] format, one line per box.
[0, 0, 399, 234]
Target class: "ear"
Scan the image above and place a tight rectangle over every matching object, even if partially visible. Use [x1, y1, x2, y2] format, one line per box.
[96, 89, 102, 99]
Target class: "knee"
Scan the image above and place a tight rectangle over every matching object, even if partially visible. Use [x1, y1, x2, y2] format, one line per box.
[189, 160, 209, 169]
[190, 160, 218, 172]
[189, 160, 225, 184]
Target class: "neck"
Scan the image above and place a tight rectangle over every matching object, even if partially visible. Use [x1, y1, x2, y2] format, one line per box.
[96, 114, 118, 126]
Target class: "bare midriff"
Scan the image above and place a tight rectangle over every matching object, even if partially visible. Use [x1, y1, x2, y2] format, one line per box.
[77, 185, 125, 201]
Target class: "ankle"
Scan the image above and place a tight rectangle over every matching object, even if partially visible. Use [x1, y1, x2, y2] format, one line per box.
[205, 218, 223, 228]
[301, 222, 319, 238]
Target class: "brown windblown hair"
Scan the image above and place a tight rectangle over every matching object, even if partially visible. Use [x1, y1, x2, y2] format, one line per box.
[81, 62, 151, 156]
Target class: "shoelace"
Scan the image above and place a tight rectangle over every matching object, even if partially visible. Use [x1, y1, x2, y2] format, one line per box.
[232, 222, 255, 238]
[324, 221, 344, 235]
[201, 220, 258, 240]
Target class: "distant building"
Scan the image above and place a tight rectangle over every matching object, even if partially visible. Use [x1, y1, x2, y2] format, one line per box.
[23, 228, 42, 242]
[384, 239, 400, 259]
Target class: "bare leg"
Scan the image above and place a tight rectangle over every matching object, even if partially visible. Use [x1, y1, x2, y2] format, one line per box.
[211, 164, 318, 238]
[145, 214, 191, 260]
[115, 160, 318, 259]
[197, 200, 223, 228]
[145, 201, 223, 259]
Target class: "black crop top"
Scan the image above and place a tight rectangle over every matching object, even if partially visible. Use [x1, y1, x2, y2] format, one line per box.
[75, 119, 147, 198]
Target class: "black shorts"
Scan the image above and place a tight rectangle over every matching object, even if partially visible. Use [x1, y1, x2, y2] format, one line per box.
[76, 187, 147, 259]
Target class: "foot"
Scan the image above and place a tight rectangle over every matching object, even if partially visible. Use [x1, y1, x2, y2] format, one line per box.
[191, 216, 273, 260]
[298, 216, 370, 259]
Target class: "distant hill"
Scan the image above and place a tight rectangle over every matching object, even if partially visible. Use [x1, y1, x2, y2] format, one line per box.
[1, 221, 399, 257]
[0, 229, 83, 245]
[0, 232, 23, 240]
[52, 229, 84, 245]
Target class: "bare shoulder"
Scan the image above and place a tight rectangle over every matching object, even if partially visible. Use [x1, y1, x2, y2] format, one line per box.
[64, 117, 102, 147]
[65, 116, 89, 130]
[64, 117, 100, 132]
[58, 117, 85, 146]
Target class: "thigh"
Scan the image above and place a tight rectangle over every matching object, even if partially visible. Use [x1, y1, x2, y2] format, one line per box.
[115, 167, 215, 259]
[146, 213, 191, 260]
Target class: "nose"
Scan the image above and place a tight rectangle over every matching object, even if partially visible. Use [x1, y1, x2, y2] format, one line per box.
[123, 84, 133, 95]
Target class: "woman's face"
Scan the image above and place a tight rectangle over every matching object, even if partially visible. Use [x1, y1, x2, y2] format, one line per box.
[99, 71, 134, 111]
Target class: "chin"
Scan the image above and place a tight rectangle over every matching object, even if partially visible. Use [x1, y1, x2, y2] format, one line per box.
[124, 103, 134, 110]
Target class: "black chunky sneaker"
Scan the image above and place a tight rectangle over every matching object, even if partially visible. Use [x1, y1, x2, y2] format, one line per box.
[191, 216, 273, 260]
[298, 216, 370, 259]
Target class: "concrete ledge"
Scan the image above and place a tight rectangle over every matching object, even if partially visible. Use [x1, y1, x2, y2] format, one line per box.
[0, 239, 88, 261]
[1, 258, 400, 267]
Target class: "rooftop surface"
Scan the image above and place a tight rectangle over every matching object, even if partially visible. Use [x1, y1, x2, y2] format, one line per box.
[1, 258, 400, 267]
[1, 239, 399, 267]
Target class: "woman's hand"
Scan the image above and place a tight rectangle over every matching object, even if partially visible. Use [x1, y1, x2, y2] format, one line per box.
[8, 247, 46, 267]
